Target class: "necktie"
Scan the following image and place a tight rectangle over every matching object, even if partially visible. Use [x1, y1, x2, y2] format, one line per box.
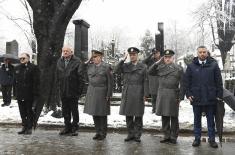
[65, 59, 69, 68]
[202, 61, 205, 66]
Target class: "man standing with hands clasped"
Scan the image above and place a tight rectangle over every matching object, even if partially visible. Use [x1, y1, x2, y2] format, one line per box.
[115, 47, 148, 143]
[56, 46, 84, 136]
[184, 46, 223, 148]
[148, 49, 184, 144]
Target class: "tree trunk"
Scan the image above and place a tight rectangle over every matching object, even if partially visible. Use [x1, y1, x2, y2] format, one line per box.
[27, 0, 82, 111]
[220, 50, 227, 66]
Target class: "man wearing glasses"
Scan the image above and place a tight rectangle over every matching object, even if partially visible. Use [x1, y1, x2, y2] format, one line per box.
[14, 53, 39, 135]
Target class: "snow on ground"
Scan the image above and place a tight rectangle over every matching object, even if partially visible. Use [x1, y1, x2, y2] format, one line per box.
[0, 99, 235, 132]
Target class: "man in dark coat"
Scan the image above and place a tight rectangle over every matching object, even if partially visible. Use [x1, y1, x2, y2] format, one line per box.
[56, 46, 84, 136]
[142, 48, 161, 113]
[0, 58, 14, 106]
[148, 50, 184, 144]
[184, 46, 223, 148]
[14, 53, 39, 135]
[84, 50, 113, 140]
[115, 47, 148, 142]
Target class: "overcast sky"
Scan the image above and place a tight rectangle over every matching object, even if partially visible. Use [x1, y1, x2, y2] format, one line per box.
[0, 0, 207, 53]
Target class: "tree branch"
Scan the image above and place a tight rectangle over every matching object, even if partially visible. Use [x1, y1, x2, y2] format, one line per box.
[49, 0, 82, 36]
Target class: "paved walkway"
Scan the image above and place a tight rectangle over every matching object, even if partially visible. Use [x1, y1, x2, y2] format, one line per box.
[0, 127, 234, 155]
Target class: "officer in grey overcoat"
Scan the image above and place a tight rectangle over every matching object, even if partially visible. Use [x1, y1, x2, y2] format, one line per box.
[142, 48, 161, 113]
[84, 50, 113, 140]
[148, 49, 184, 144]
[115, 47, 148, 142]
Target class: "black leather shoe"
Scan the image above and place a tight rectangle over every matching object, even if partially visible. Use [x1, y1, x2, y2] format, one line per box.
[209, 141, 218, 148]
[134, 137, 141, 143]
[169, 139, 177, 144]
[18, 127, 26, 134]
[160, 139, 171, 143]
[93, 134, 100, 140]
[192, 140, 201, 147]
[71, 127, 78, 136]
[59, 128, 71, 135]
[124, 135, 135, 142]
[1, 103, 7, 107]
[24, 129, 32, 135]
[97, 135, 106, 141]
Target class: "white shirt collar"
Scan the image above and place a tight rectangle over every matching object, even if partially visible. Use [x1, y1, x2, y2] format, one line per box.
[198, 59, 207, 64]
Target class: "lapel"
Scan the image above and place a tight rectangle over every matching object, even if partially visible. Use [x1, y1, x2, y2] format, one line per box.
[57, 56, 79, 73]
[58, 58, 65, 71]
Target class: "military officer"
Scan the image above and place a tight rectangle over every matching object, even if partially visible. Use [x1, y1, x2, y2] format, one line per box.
[84, 50, 113, 140]
[148, 49, 184, 144]
[142, 48, 161, 113]
[115, 47, 148, 142]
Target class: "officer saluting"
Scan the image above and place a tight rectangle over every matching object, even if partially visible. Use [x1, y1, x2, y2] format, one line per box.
[148, 49, 184, 144]
[142, 48, 161, 113]
[115, 47, 148, 142]
[84, 50, 113, 140]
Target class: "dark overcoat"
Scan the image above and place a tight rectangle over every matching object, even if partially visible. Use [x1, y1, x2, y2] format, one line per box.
[184, 57, 223, 106]
[56, 55, 84, 99]
[0, 63, 14, 86]
[14, 62, 39, 101]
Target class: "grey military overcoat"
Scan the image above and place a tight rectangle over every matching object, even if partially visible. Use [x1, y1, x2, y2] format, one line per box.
[115, 60, 148, 116]
[148, 62, 184, 117]
[84, 62, 113, 116]
[142, 55, 159, 95]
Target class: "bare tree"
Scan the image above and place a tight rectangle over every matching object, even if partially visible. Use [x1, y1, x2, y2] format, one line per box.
[164, 22, 197, 58]
[0, 0, 36, 54]
[193, 0, 235, 65]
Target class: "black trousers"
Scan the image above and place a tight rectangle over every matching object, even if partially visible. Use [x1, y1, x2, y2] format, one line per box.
[126, 116, 143, 138]
[2, 85, 12, 105]
[93, 116, 107, 136]
[61, 97, 79, 129]
[151, 94, 157, 113]
[162, 116, 179, 140]
[18, 100, 34, 129]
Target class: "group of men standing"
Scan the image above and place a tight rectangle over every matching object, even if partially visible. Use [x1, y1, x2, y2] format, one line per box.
[56, 45, 222, 149]
[0, 44, 222, 149]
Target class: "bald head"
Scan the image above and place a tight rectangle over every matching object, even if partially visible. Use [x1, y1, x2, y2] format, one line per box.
[62, 46, 73, 58]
